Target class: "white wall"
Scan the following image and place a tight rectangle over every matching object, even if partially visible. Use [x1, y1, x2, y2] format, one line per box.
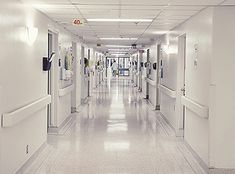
[159, 8, 214, 165]
[71, 42, 82, 111]
[148, 44, 158, 107]
[0, 2, 48, 174]
[80, 45, 89, 101]
[141, 50, 148, 98]
[159, 40, 178, 130]
[210, 6, 235, 169]
[137, 52, 143, 90]
[182, 8, 213, 165]
[159, 6, 235, 170]
[0, 1, 79, 173]
[57, 33, 73, 126]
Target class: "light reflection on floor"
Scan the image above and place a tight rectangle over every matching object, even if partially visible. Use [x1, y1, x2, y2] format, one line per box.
[24, 78, 206, 174]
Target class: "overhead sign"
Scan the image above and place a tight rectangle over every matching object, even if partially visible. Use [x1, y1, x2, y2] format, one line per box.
[73, 19, 85, 26]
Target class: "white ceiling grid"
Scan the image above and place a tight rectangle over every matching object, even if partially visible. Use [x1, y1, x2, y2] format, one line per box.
[21, 0, 230, 50]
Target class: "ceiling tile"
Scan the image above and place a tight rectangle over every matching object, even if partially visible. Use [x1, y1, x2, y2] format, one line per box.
[164, 5, 205, 10]
[170, 0, 224, 5]
[121, 5, 163, 10]
[34, 5, 78, 14]
[21, 0, 70, 5]
[71, 0, 119, 5]
[24, 0, 232, 46]
[121, 0, 168, 5]
[121, 10, 161, 18]
[161, 10, 199, 16]
[221, 0, 235, 5]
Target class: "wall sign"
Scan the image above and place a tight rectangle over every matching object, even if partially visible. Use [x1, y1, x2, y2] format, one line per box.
[194, 43, 199, 68]
[73, 19, 85, 26]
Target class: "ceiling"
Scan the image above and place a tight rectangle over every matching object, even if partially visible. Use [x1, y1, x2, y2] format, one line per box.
[21, 0, 232, 51]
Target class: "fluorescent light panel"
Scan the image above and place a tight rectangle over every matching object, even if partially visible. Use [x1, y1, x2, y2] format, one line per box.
[87, 19, 152, 22]
[108, 49, 130, 51]
[153, 31, 169, 35]
[106, 45, 131, 48]
[100, 38, 137, 40]
[109, 52, 129, 54]
[111, 54, 126, 56]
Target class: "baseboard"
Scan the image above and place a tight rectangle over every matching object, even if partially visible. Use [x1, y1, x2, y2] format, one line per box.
[209, 168, 235, 174]
[159, 112, 176, 130]
[155, 104, 160, 110]
[158, 112, 184, 137]
[81, 97, 88, 104]
[175, 128, 184, 137]
[183, 141, 209, 173]
[71, 106, 81, 113]
[15, 142, 47, 174]
[48, 114, 74, 135]
[146, 99, 156, 110]
[71, 107, 76, 113]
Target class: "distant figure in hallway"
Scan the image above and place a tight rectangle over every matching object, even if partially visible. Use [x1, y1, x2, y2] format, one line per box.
[112, 60, 118, 77]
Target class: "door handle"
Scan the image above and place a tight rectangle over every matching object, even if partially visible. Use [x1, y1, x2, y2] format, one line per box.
[181, 87, 185, 92]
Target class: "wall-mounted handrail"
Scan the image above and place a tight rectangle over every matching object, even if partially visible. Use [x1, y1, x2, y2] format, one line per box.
[146, 78, 157, 87]
[58, 84, 74, 97]
[181, 96, 209, 119]
[2, 95, 51, 128]
[159, 84, 176, 98]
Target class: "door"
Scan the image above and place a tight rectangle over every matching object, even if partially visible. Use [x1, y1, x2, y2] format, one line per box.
[146, 49, 150, 99]
[47, 33, 52, 131]
[178, 34, 186, 136]
[88, 49, 90, 97]
[47, 31, 59, 131]
[156, 44, 161, 110]
[139, 52, 143, 91]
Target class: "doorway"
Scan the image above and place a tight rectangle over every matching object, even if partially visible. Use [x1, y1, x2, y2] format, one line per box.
[47, 31, 58, 132]
[47, 33, 52, 131]
[156, 44, 161, 110]
[146, 49, 150, 99]
[138, 52, 143, 91]
[88, 49, 90, 97]
[178, 34, 186, 136]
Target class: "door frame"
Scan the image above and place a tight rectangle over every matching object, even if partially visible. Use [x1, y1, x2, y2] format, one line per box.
[47, 30, 59, 131]
[138, 52, 143, 91]
[176, 33, 186, 137]
[156, 44, 161, 110]
[146, 49, 150, 99]
[88, 49, 90, 97]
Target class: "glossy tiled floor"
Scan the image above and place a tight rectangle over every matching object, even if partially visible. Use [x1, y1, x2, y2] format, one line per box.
[25, 78, 206, 174]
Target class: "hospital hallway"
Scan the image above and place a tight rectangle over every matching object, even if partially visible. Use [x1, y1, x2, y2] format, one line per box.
[2, 1, 235, 173]
[23, 78, 205, 174]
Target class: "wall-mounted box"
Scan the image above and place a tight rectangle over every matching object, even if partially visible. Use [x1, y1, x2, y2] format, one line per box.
[140, 62, 144, 67]
[153, 63, 157, 70]
[43, 57, 51, 71]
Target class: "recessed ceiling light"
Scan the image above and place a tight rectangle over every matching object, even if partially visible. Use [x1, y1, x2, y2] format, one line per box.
[110, 53, 126, 56]
[153, 31, 168, 35]
[87, 19, 152, 22]
[108, 49, 130, 51]
[109, 51, 128, 54]
[106, 45, 131, 48]
[100, 38, 137, 40]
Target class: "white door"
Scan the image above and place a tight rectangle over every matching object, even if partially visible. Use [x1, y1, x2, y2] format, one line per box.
[156, 44, 161, 110]
[176, 34, 186, 137]
[47, 31, 59, 131]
